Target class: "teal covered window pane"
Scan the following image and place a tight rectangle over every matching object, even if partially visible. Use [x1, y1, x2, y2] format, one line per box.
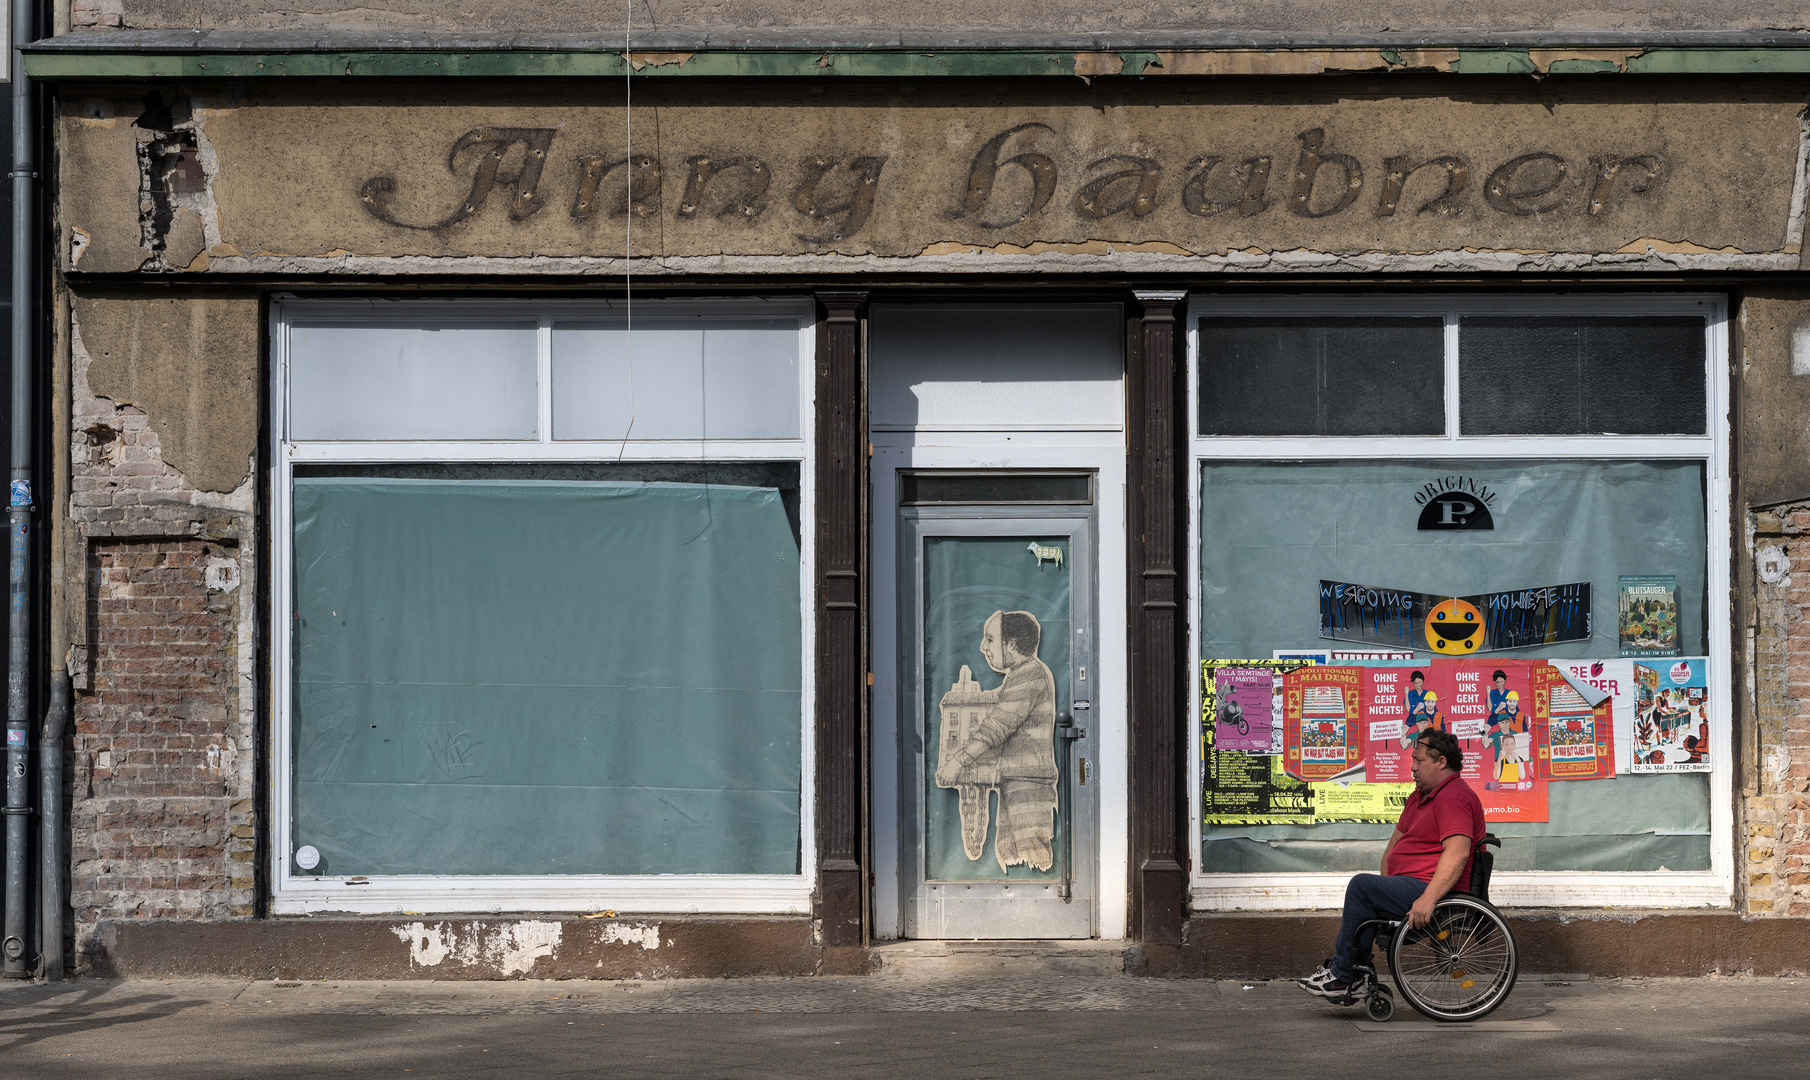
[291, 472, 803, 877]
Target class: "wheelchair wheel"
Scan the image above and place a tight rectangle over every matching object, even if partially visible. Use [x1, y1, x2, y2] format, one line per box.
[1387, 894, 1517, 1022]
[1364, 987, 1395, 1022]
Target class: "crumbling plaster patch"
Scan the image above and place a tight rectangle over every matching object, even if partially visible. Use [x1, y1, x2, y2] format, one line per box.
[62, 105, 152, 273]
[71, 295, 259, 494]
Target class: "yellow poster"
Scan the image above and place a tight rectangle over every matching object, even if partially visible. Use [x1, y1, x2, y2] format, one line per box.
[1309, 782, 1414, 823]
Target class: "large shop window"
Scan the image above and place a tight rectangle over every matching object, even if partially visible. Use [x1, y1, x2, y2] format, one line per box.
[273, 299, 814, 913]
[1190, 297, 1730, 910]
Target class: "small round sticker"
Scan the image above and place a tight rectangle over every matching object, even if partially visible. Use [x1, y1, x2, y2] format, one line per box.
[1669, 661, 1693, 684]
[294, 845, 321, 870]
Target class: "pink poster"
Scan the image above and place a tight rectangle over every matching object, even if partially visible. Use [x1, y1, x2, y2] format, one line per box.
[1431, 659, 1549, 823]
[1362, 667, 1415, 783]
[1213, 666, 1277, 754]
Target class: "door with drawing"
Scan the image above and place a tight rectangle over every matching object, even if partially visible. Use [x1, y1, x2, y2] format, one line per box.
[899, 484, 1097, 939]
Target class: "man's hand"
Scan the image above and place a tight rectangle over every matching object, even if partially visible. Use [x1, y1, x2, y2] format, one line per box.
[1407, 890, 1438, 929]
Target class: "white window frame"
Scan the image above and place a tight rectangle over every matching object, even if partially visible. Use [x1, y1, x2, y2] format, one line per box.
[1186, 293, 1733, 911]
[269, 295, 817, 915]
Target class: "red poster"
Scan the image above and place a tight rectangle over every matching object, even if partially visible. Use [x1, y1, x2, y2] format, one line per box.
[1362, 666, 1415, 783]
[1282, 666, 1364, 782]
[1430, 659, 1549, 822]
[1531, 663, 1616, 781]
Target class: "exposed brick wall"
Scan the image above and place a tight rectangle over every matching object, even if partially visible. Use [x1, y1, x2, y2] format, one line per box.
[66, 316, 258, 971]
[70, 540, 252, 948]
[1746, 504, 1810, 916]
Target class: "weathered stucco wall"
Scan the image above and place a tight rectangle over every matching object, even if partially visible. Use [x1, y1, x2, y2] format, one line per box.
[64, 292, 261, 971]
[56, 84, 1809, 277]
[59, 0, 1810, 36]
[1729, 291, 1810, 917]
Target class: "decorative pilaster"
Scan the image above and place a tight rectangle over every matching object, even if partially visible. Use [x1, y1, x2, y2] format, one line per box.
[1128, 290, 1188, 944]
[813, 290, 869, 949]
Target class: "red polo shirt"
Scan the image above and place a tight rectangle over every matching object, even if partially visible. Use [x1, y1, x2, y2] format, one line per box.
[1385, 773, 1485, 884]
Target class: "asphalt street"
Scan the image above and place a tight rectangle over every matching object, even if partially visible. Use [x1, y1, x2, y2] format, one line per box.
[0, 972, 1804, 1078]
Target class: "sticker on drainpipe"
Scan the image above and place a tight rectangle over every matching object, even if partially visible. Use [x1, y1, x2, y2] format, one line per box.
[8, 480, 29, 507]
[5, 729, 23, 745]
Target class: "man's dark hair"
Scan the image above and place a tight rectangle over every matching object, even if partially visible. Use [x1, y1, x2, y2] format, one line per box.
[998, 611, 1040, 658]
[1416, 728, 1464, 772]
[1410, 670, 1425, 682]
[1492, 669, 1507, 682]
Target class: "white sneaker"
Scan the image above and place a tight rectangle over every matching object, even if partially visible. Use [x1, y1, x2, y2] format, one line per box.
[1298, 965, 1338, 992]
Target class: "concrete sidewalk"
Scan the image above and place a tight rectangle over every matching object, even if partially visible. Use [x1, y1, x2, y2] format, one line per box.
[0, 972, 1803, 1078]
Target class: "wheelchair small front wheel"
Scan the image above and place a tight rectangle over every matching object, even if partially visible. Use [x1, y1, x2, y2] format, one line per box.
[1387, 894, 1517, 1022]
[1364, 990, 1395, 1022]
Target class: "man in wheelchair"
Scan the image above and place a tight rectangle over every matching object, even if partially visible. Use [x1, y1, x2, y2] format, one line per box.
[1299, 728, 1485, 1002]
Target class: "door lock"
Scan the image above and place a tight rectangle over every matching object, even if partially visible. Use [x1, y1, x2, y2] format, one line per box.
[1078, 757, 1089, 786]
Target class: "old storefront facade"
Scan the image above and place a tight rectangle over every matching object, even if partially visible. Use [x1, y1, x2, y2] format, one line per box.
[13, 3, 1810, 978]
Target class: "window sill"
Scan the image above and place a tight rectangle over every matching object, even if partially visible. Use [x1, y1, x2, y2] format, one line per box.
[271, 875, 814, 916]
[1189, 871, 1731, 912]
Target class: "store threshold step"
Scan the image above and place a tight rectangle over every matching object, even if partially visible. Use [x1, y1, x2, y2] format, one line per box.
[870, 939, 1129, 978]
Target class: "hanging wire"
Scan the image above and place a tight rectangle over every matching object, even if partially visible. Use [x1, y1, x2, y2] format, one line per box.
[617, 0, 635, 462]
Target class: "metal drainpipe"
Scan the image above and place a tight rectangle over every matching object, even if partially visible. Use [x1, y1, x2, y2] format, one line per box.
[38, 678, 65, 979]
[3, 0, 37, 979]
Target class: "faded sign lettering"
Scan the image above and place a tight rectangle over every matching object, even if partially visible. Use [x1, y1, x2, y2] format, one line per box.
[360, 123, 1675, 241]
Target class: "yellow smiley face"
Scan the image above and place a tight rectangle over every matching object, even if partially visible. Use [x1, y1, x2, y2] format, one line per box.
[1425, 597, 1484, 654]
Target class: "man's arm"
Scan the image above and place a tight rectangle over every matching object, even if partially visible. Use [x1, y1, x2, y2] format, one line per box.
[1405, 834, 1472, 928]
[1380, 828, 1405, 876]
[936, 672, 1036, 784]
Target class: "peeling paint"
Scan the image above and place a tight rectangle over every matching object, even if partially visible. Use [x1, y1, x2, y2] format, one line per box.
[390, 920, 564, 975]
[598, 922, 662, 950]
[626, 51, 693, 71]
[920, 239, 1194, 256]
[1527, 49, 1644, 74]
[1071, 51, 1124, 78]
[1142, 48, 1461, 77]
[1614, 237, 1745, 255]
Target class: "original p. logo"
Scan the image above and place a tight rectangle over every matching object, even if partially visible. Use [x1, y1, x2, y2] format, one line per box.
[1425, 597, 1484, 653]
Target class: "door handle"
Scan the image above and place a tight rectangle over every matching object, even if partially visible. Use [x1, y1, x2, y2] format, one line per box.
[1057, 710, 1084, 901]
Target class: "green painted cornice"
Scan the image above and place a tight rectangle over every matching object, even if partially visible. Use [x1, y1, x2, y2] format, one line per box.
[24, 31, 1810, 80]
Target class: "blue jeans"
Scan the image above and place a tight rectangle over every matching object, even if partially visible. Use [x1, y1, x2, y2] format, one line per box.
[1330, 874, 1429, 982]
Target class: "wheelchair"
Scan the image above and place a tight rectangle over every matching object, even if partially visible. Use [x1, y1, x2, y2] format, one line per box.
[1332, 834, 1518, 1023]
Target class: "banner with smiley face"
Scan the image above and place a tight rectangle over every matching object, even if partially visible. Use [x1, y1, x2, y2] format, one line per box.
[1319, 579, 1591, 655]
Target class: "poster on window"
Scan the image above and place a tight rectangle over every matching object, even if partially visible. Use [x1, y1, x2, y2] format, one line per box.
[1319, 579, 1591, 654]
[1208, 664, 1281, 754]
[1204, 658, 1309, 758]
[1282, 666, 1364, 782]
[1549, 658, 1636, 772]
[1429, 659, 1549, 822]
[1361, 666, 1417, 783]
[1530, 663, 1617, 781]
[1310, 781, 1413, 822]
[1203, 747, 1316, 824]
[1618, 575, 1680, 658]
[1630, 657, 1712, 773]
[1202, 659, 1315, 823]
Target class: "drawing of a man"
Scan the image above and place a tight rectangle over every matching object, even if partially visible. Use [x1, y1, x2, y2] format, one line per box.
[936, 610, 1059, 872]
